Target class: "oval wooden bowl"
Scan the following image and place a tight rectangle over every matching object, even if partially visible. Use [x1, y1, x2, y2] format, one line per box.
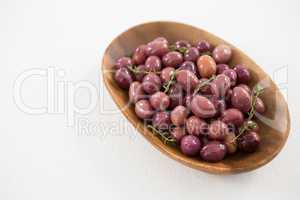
[102, 21, 290, 174]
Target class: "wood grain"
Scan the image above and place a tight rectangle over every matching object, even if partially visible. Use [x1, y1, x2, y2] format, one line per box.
[101, 21, 290, 174]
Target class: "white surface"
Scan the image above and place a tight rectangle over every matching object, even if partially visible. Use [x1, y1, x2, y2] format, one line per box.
[1, 0, 300, 199]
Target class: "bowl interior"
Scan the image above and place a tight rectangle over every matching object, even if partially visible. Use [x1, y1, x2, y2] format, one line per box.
[102, 21, 290, 174]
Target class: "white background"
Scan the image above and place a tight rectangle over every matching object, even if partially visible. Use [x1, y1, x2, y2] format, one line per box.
[1, 0, 300, 199]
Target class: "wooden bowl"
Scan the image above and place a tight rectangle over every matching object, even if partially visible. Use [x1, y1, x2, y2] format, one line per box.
[101, 21, 290, 174]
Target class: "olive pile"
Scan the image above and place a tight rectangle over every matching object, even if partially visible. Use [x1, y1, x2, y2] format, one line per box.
[113, 37, 266, 162]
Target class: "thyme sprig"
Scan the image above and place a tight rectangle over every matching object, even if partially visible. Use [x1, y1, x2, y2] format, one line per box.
[163, 69, 176, 93]
[168, 45, 188, 54]
[128, 65, 160, 75]
[147, 125, 176, 145]
[193, 75, 216, 96]
[232, 84, 264, 141]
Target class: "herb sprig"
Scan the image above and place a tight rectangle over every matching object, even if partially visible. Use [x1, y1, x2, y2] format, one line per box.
[163, 69, 176, 93]
[193, 75, 216, 96]
[128, 65, 160, 75]
[168, 45, 188, 54]
[147, 125, 176, 145]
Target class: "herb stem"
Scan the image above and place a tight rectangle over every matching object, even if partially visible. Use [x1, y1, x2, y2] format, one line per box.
[147, 125, 176, 145]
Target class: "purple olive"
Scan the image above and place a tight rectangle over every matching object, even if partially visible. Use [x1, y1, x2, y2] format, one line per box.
[146, 39, 169, 57]
[210, 97, 226, 115]
[224, 132, 237, 154]
[114, 67, 133, 89]
[216, 64, 229, 74]
[222, 69, 237, 86]
[176, 70, 199, 92]
[197, 55, 217, 78]
[231, 86, 251, 113]
[178, 61, 197, 75]
[213, 74, 231, 98]
[255, 97, 266, 114]
[184, 94, 193, 109]
[152, 111, 171, 130]
[180, 135, 202, 156]
[196, 40, 212, 53]
[135, 100, 154, 119]
[133, 65, 147, 82]
[212, 44, 232, 64]
[171, 127, 186, 143]
[162, 51, 183, 68]
[234, 65, 251, 84]
[114, 57, 133, 69]
[149, 91, 170, 111]
[145, 56, 162, 72]
[160, 67, 175, 84]
[168, 83, 185, 108]
[132, 45, 147, 65]
[186, 116, 208, 136]
[237, 84, 251, 94]
[238, 131, 260, 153]
[171, 105, 189, 126]
[221, 108, 244, 126]
[142, 73, 161, 94]
[175, 40, 191, 49]
[200, 141, 227, 162]
[184, 47, 200, 62]
[190, 95, 217, 118]
[225, 89, 233, 104]
[129, 82, 145, 103]
[208, 120, 229, 140]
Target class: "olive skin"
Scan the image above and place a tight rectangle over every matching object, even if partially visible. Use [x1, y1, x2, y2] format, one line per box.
[176, 70, 199, 92]
[213, 74, 231, 98]
[152, 111, 171, 130]
[186, 116, 208, 136]
[212, 44, 232, 64]
[208, 120, 229, 140]
[238, 131, 260, 153]
[196, 40, 211, 53]
[178, 61, 197, 75]
[184, 47, 200, 62]
[234, 65, 251, 84]
[237, 84, 251, 94]
[135, 100, 154, 119]
[255, 97, 266, 114]
[184, 94, 193, 109]
[133, 65, 147, 82]
[171, 127, 186, 143]
[221, 108, 244, 126]
[160, 67, 175, 84]
[168, 83, 185, 109]
[190, 95, 217, 118]
[231, 86, 251, 113]
[175, 40, 191, 49]
[162, 51, 184, 68]
[132, 45, 147, 65]
[149, 91, 170, 111]
[200, 141, 227, 162]
[224, 132, 237, 154]
[180, 135, 202, 157]
[171, 105, 189, 126]
[142, 73, 161, 94]
[129, 82, 145, 103]
[146, 39, 169, 57]
[114, 67, 133, 89]
[114, 57, 133, 69]
[222, 69, 237, 86]
[197, 55, 217, 78]
[216, 64, 229, 74]
[145, 56, 162, 72]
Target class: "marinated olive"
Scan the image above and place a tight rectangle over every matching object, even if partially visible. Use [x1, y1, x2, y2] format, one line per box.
[162, 51, 184, 68]
[231, 86, 251, 113]
[184, 47, 200, 62]
[212, 44, 232, 64]
[238, 131, 260, 153]
[160, 67, 175, 84]
[216, 64, 229, 74]
[190, 95, 217, 118]
[129, 81, 145, 103]
[171, 127, 186, 142]
[142, 73, 161, 94]
[135, 100, 154, 119]
[169, 83, 185, 108]
[146, 39, 169, 57]
[152, 111, 171, 130]
[115, 57, 133, 69]
[224, 132, 237, 154]
[186, 116, 208, 136]
[114, 67, 133, 89]
[208, 120, 229, 140]
[197, 55, 217, 78]
[200, 141, 227, 162]
[178, 61, 197, 74]
[175, 40, 191, 49]
[132, 45, 147, 65]
[234, 65, 251, 84]
[176, 70, 199, 92]
[180, 135, 202, 156]
[255, 97, 266, 114]
[222, 69, 237, 86]
[171, 105, 189, 126]
[145, 56, 162, 72]
[196, 40, 211, 53]
[149, 91, 170, 111]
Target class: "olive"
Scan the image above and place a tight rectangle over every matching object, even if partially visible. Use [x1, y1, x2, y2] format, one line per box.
[135, 100, 154, 119]
[212, 44, 232, 64]
[237, 84, 251, 94]
[197, 55, 217, 78]
[175, 40, 191, 49]
[178, 61, 197, 75]
[176, 70, 199, 92]
[114, 57, 133, 69]
[170, 105, 189, 126]
[197, 78, 211, 94]
[186, 116, 208, 136]
[224, 132, 237, 154]
[225, 89, 233, 104]
[114, 67, 133, 89]
[168, 83, 185, 108]
[238, 131, 260, 153]
[213, 74, 231, 98]
[160, 67, 175, 84]
[255, 97, 266, 114]
[222, 69, 237, 86]
[180, 135, 202, 156]
[132, 45, 147, 65]
[234, 65, 251, 84]
[134, 65, 147, 82]
[210, 97, 226, 115]
[152, 111, 171, 130]
[208, 120, 229, 140]
[184, 47, 200, 62]
[190, 95, 217, 118]
[231, 86, 251, 113]
[146, 39, 169, 57]
[149, 91, 170, 111]
[129, 82, 145, 103]
[200, 141, 227, 162]
[142, 73, 161, 94]
[170, 127, 186, 143]
[145, 56, 162, 72]
[196, 40, 212, 53]
[184, 94, 193, 109]
[162, 51, 184, 68]
[216, 64, 229, 74]
[221, 108, 244, 126]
